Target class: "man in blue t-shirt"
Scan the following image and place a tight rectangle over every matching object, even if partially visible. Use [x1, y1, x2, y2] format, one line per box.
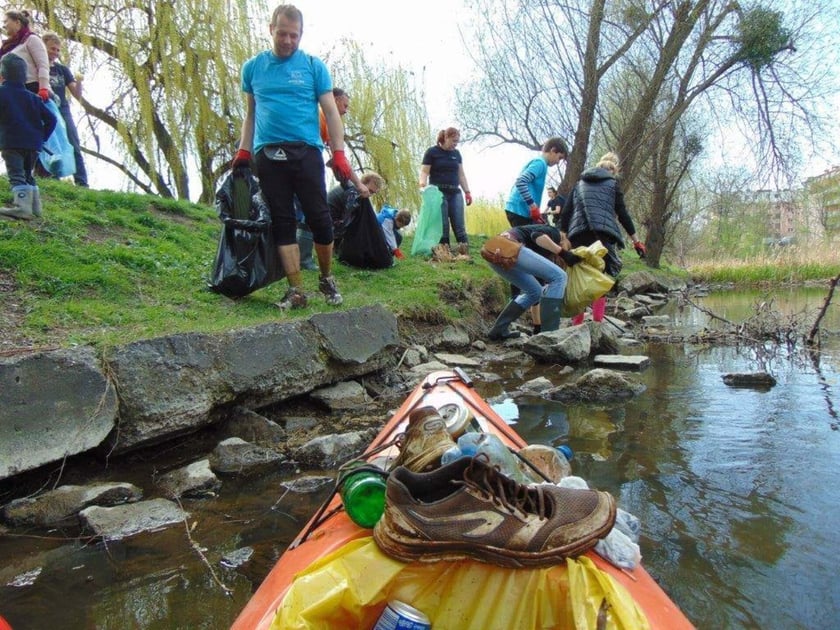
[505, 138, 568, 227]
[233, 5, 365, 310]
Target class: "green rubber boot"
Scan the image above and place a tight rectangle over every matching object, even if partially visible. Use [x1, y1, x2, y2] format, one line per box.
[487, 301, 527, 340]
[539, 297, 564, 333]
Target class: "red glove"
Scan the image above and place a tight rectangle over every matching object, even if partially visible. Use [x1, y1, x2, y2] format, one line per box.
[38, 88, 50, 102]
[330, 149, 352, 182]
[232, 149, 251, 169]
[393, 248, 405, 259]
[633, 240, 647, 258]
[465, 192, 473, 206]
[529, 204, 544, 223]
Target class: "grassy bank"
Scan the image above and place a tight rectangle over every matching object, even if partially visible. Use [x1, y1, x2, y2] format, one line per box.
[685, 245, 840, 284]
[1, 180, 515, 352]
[7, 179, 833, 353]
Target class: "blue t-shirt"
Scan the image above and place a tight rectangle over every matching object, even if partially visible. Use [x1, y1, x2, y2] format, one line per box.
[505, 157, 549, 218]
[421, 145, 462, 187]
[241, 49, 332, 152]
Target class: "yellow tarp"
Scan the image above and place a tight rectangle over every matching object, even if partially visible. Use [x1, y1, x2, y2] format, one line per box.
[272, 537, 650, 630]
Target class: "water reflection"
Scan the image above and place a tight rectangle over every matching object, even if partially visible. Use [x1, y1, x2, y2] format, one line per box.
[488, 326, 840, 629]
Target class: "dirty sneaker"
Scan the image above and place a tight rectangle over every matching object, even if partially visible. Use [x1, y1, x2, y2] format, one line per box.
[373, 455, 616, 568]
[318, 275, 343, 306]
[389, 406, 455, 473]
[276, 286, 308, 310]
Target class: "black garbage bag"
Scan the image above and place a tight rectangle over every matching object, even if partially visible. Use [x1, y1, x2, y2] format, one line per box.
[208, 167, 282, 298]
[337, 196, 393, 269]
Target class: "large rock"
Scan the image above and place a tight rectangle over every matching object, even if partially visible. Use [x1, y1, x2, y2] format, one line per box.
[209, 437, 292, 476]
[79, 498, 187, 540]
[157, 459, 221, 499]
[0, 347, 118, 480]
[522, 325, 591, 363]
[294, 429, 379, 469]
[546, 368, 647, 403]
[2, 482, 142, 527]
[105, 305, 398, 452]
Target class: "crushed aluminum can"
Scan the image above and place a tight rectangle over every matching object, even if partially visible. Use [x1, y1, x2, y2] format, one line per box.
[372, 599, 432, 630]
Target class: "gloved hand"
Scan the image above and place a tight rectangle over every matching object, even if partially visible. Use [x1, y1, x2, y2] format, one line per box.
[529, 204, 544, 223]
[330, 149, 352, 182]
[393, 248, 405, 260]
[232, 149, 251, 169]
[465, 192, 473, 206]
[38, 88, 50, 102]
[559, 249, 582, 267]
[633, 240, 646, 258]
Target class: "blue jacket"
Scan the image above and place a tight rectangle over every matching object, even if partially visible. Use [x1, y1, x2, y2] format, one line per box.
[0, 79, 56, 150]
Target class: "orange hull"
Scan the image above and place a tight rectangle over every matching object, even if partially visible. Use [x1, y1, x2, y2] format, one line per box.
[231, 370, 694, 629]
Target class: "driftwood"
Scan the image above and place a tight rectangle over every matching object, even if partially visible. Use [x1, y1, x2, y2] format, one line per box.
[807, 273, 840, 347]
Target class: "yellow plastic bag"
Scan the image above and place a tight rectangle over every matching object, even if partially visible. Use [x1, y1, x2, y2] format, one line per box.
[272, 537, 650, 630]
[562, 241, 615, 317]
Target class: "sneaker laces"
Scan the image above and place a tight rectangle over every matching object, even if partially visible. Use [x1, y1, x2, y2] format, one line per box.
[458, 455, 552, 520]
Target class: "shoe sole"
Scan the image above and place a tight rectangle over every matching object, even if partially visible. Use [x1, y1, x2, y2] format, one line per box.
[373, 494, 616, 568]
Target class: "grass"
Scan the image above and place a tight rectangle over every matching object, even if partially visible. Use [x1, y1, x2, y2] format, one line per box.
[0, 179, 511, 351]
[686, 245, 840, 284]
[4, 178, 832, 351]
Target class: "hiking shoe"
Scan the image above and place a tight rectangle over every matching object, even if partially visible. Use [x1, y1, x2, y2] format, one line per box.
[373, 455, 616, 568]
[389, 406, 455, 472]
[318, 275, 343, 306]
[276, 286, 308, 310]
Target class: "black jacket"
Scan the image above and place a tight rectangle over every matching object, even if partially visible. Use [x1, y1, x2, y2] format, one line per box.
[560, 167, 636, 247]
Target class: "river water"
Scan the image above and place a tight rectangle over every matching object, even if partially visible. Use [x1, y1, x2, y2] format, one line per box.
[2, 286, 839, 629]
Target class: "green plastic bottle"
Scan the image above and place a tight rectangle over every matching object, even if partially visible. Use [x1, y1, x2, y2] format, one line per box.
[339, 466, 388, 528]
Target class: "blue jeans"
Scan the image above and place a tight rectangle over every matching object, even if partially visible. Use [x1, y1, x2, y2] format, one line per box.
[490, 247, 567, 308]
[440, 189, 467, 244]
[1, 149, 36, 187]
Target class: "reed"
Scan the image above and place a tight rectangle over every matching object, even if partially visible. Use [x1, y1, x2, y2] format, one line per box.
[687, 242, 840, 283]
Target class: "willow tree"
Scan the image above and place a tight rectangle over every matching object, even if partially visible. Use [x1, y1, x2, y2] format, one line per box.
[326, 42, 431, 210]
[29, 0, 265, 202]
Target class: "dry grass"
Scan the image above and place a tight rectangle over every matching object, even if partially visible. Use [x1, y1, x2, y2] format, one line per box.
[686, 241, 840, 283]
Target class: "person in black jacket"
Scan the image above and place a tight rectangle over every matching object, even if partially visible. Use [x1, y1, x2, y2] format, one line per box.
[485, 224, 581, 340]
[560, 152, 645, 324]
[0, 53, 56, 220]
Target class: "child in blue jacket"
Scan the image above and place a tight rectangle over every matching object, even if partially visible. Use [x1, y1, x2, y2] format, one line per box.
[0, 53, 57, 220]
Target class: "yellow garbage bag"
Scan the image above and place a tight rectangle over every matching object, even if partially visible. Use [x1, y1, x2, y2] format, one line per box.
[562, 241, 615, 317]
[272, 537, 650, 630]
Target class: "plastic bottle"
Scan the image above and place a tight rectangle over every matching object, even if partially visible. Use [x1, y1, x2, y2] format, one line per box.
[451, 432, 534, 484]
[338, 465, 388, 528]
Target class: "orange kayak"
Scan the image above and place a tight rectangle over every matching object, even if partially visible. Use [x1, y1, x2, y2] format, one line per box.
[231, 369, 694, 629]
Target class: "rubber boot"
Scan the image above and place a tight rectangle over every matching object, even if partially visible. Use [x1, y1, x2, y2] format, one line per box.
[296, 227, 318, 270]
[592, 295, 606, 322]
[0, 186, 34, 220]
[571, 312, 585, 326]
[487, 300, 527, 340]
[30, 185, 42, 218]
[539, 297, 564, 333]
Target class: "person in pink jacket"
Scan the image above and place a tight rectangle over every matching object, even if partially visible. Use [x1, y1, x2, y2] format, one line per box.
[0, 10, 51, 101]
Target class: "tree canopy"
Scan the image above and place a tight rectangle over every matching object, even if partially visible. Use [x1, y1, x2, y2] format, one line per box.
[457, 0, 838, 266]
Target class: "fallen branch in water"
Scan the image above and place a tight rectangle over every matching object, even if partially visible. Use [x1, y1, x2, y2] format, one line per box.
[177, 498, 233, 596]
[807, 273, 840, 348]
